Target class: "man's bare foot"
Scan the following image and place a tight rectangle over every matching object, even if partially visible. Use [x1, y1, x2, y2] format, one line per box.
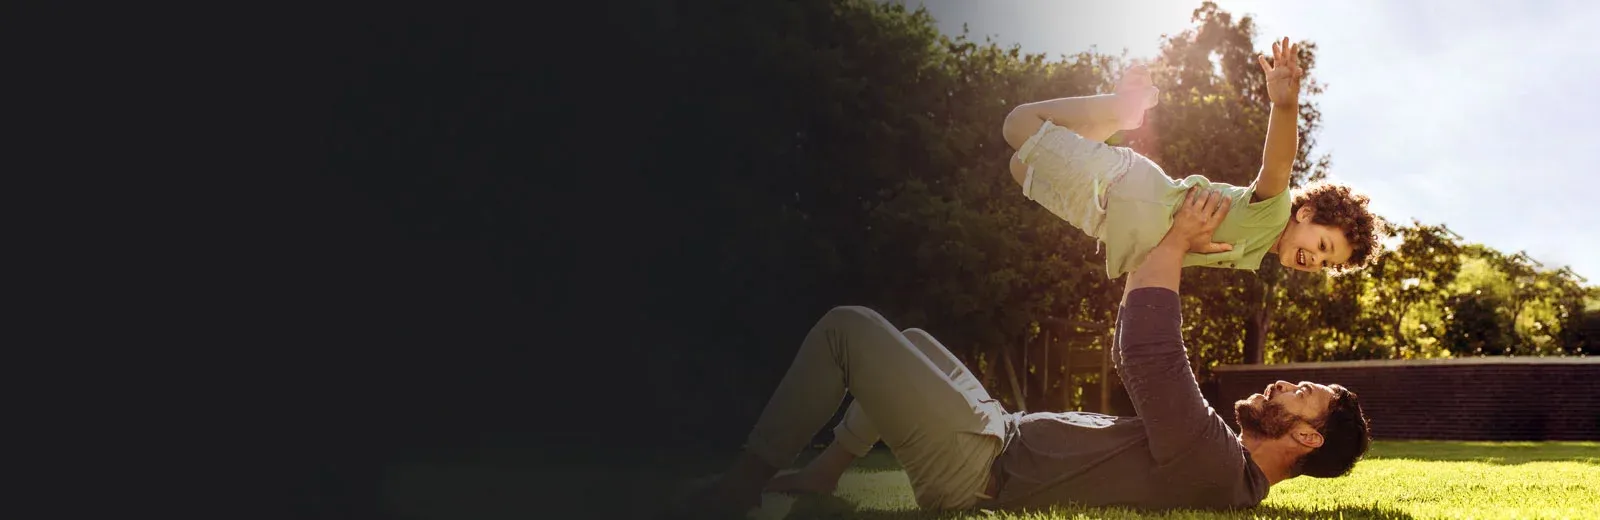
[764, 469, 839, 495]
[668, 473, 763, 519]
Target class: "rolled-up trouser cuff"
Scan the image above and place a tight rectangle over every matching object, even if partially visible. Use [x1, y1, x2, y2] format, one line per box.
[831, 414, 878, 458]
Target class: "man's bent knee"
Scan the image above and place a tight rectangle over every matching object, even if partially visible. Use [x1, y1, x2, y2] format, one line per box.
[822, 305, 891, 327]
[811, 306, 902, 347]
[902, 328, 933, 342]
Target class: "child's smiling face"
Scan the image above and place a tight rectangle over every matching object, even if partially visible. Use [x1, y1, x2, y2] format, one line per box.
[1277, 205, 1354, 273]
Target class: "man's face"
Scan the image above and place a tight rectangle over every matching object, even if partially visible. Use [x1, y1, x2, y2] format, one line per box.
[1234, 380, 1338, 438]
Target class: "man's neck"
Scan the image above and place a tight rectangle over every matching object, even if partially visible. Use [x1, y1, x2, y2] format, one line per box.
[1240, 433, 1294, 486]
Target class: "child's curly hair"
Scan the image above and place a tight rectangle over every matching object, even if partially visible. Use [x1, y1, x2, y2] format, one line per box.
[1291, 182, 1386, 274]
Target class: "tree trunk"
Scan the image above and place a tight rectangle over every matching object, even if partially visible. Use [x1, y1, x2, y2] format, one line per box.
[1100, 329, 1113, 413]
[1243, 306, 1267, 364]
[1001, 341, 1027, 412]
[1510, 295, 1527, 352]
[1062, 332, 1074, 412]
[1041, 331, 1050, 410]
[1243, 280, 1273, 364]
[1392, 303, 1411, 356]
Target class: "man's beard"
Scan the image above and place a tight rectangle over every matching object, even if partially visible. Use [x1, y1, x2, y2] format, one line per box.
[1235, 398, 1299, 438]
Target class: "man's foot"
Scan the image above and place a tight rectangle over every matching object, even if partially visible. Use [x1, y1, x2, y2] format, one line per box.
[1113, 64, 1160, 130]
[764, 468, 839, 495]
[666, 474, 763, 519]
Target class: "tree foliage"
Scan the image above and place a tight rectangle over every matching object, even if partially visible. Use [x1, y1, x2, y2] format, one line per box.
[627, 0, 1597, 420]
[373, 1, 1595, 438]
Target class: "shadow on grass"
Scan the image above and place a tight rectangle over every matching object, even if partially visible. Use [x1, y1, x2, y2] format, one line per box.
[780, 495, 942, 519]
[771, 495, 1420, 520]
[1364, 441, 1599, 465]
[381, 463, 1426, 520]
[381, 441, 1591, 519]
[790, 446, 910, 472]
[1243, 503, 1419, 520]
[832, 441, 1600, 471]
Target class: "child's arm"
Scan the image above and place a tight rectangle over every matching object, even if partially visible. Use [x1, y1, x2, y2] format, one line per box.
[1252, 37, 1304, 202]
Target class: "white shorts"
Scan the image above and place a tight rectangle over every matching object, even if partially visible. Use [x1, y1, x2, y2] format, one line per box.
[1015, 120, 1144, 238]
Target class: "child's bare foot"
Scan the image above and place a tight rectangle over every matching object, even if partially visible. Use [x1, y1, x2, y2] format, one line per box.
[1114, 65, 1160, 130]
[764, 468, 840, 495]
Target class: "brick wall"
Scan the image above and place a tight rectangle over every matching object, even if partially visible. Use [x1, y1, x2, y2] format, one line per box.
[1213, 358, 1600, 441]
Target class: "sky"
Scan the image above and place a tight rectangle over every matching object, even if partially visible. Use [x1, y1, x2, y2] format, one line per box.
[908, 0, 1600, 283]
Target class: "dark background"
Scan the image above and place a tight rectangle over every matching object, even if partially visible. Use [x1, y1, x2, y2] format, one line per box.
[250, 5, 751, 515]
[55, 1, 861, 516]
[39, 1, 776, 515]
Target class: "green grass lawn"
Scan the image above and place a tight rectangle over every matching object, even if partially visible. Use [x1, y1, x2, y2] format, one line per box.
[382, 441, 1598, 520]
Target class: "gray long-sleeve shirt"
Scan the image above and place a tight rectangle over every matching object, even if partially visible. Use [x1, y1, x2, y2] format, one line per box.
[979, 288, 1269, 511]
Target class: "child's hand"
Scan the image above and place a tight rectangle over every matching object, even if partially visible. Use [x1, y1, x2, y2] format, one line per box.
[1257, 37, 1303, 107]
[1166, 187, 1233, 255]
[1113, 64, 1160, 130]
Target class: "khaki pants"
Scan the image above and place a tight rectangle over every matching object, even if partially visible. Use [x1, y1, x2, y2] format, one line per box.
[744, 306, 1007, 510]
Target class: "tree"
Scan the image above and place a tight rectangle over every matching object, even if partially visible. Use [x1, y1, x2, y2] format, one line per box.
[1555, 279, 1600, 355]
[1361, 222, 1462, 356]
[570, 0, 1599, 424]
[1442, 289, 1517, 356]
[584, 0, 1599, 425]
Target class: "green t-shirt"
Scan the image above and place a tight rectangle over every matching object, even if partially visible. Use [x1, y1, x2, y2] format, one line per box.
[1099, 173, 1292, 280]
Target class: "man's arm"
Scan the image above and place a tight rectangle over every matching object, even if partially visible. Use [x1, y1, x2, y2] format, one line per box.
[1122, 231, 1188, 301]
[1251, 37, 1303, 202]
[1116, 188, 1233, 464]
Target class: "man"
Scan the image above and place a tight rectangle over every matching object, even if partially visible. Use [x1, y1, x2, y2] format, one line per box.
[684, 188, 1372, 517]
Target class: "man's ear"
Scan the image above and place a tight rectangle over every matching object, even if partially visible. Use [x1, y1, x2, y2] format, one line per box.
[1296, 205, 1314, 223]
[1293, 425, 1325, 450]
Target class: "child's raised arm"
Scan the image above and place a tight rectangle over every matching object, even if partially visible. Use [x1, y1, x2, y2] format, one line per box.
[1252, 37, 1303, 202]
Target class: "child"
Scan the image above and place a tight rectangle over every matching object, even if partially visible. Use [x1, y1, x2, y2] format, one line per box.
[1001, 37, 1383, 280]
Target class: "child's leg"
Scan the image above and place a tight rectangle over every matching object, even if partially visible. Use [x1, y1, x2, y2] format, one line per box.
[1002, 65, 1159, 151]
[1002, 94, 1124, 151]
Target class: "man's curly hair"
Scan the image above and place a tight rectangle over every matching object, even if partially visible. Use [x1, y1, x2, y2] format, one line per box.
[1290, 182, 1385, 274]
